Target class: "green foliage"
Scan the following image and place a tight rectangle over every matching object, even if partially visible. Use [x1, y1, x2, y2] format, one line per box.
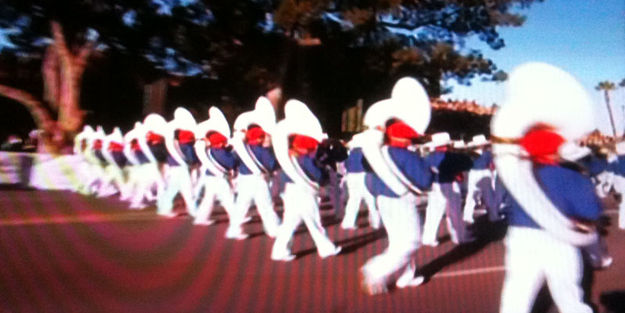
[596, 81, 616, 91]
[0, 0, 537, 135]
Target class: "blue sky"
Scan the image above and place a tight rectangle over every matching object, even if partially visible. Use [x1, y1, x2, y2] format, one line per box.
[444, 0, 625, 135]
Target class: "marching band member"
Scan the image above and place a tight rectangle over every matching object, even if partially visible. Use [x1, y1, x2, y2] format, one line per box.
[101, 127, 131, 201]
[122, 123, 143, 207]
[493, 62, 599, 313]
[123, 122, 164, 209]
[89, 126, 112, 197]
[232, 97, 282, 238]
[157, 107, 199, 218]
[359, 77, 433, 294]
[421, 132, 474, 246]
[608, 142, 625, 230]
[270, 99, 342, 261]
[462, 134, 494, 224]
[340, 132, 380, 230]
[193, 107, 248, 239]
[73, 125, 100, 195]
[142, 114, 170, 209]
[316, 137, 349, 220]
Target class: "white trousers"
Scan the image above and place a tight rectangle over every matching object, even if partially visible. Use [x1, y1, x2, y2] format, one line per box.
[341, 172, 380, 229]
[158, 165, 196, 216]
[499, 227, 592, 313]
[422, 182, 458, 244]
[594, 171, 614, 198]
[272, 183, 337, 257]
[128, 163, 164, 208]
[98, 164, 129, 199]
[361, 193, 420, 283]
[235, 174, 281, 236]
[195, 175, 245, 234]
[80, 162, 105, 195]
[611, 174, 625, 229]
[463, 169, 492, 221]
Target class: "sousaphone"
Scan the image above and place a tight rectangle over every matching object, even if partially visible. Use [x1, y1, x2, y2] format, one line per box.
[491, 62, 597, 246]
[231, 96, 276, 175]
[165, 107, 197, 167]
[360, 77, 431, 196]
[194, 106, 232, 176]
[272, 99, 324, 192]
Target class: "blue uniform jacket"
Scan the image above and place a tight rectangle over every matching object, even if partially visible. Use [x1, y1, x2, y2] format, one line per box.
[612, 155, 625, 176]
[578, 154, 608, 177]
[205, 147, 237, 176]
[111, 151, 127, 168]
[237, 145, 279, 175]
[365, 147, 433, 198]
[345, 147, 366, 173]
[281, 153, 328, 186]
[134, 150, 150, 164]
[426, 151, 473, 184]
[506, 164, 602, 229]
[94, 150, 107, 164]
[166, 140, 198, 166]
[471, 150, 493, 170]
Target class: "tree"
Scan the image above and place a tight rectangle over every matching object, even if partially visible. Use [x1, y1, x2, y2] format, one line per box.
[0, 0, 540, 145]
[596, 81, 617, 137]
[0, 0, 213, 152]
[267, 0, 537, 97]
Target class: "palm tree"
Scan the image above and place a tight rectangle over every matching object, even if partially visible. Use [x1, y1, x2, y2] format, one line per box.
[596, 81, 617, 137]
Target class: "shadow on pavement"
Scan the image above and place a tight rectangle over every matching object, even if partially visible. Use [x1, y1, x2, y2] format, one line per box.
[599, 290, 625, 313]
[419, 219, 507, 279]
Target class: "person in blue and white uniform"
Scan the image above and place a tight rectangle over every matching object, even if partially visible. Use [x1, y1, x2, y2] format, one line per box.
[421, 132, 474, 246]
[462, 134, 495, 224]
[145, 109, 197, 218]
[193, 106, 248, 240]
[123, 122, 165, 209]
[232, 97, 282, 238]
[492, 62, 600, 313]
[73, 125, 101, 195]
[340, 132, 380, 230]
[607, 142, 625, 230]
[359, 77, 435, 294]
[270, 100, 342, 261]
[101, 127, 130, 200]
[89, 126, 117, 197]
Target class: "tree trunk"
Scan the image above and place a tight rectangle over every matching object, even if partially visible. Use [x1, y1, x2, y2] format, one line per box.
[0, 84, 64, 152]
[51, 21, 91, 136]
[0, 21, 93, 153]
[604, 90, 617, 137]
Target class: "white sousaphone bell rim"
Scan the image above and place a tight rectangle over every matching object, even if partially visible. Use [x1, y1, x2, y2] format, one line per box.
[143, 114, 168, 134]
[208, 106, 232, 139]
[109, 127, 124, 143]
[172, 107, 197, 129]
[253, 96, 277, 134]
[283, 99, 324, 142]
[347, 132, 367, 149]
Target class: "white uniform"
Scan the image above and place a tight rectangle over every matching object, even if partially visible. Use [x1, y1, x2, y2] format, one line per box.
[270, 100, 341, 260]
[359, 77, 433, 293]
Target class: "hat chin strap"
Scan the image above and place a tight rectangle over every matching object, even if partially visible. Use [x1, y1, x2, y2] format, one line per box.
[493, 143, 597, 246]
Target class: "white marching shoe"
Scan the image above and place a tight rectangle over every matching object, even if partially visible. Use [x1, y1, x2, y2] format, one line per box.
[319, 246, 342, 259]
